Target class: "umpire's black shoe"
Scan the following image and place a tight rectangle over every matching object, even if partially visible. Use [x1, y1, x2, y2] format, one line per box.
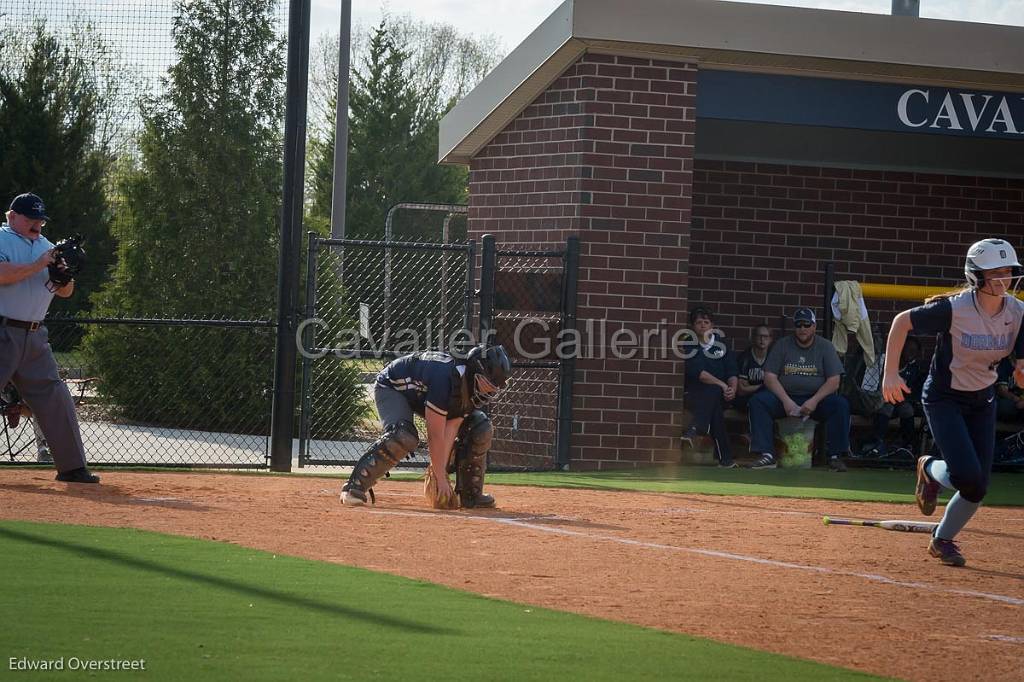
[55, 467, 100, 484]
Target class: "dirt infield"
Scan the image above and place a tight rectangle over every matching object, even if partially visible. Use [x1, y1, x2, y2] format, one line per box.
[1, 470, 1022, 681]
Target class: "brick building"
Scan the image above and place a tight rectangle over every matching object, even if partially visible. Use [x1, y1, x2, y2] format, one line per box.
[439, 0, 1024, 469]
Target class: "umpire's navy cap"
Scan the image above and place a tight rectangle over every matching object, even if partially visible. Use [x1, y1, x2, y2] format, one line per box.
[9, 193, 49, 220]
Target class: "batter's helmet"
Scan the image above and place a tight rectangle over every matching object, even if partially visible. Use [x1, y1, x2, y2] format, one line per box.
[964, 238, 1022, 289]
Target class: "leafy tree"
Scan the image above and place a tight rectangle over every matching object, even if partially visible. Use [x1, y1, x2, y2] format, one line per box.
[0, 22, 115, 322]
[307, 16, 501, 240]
[82, 0, 306, 432]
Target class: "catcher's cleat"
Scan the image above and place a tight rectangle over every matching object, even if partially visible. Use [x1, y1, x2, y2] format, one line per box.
[915, 455, 941, 516]
[460, 492, 496, 509]
[928, 536, 965, 567]
[341, 483, 372, 506]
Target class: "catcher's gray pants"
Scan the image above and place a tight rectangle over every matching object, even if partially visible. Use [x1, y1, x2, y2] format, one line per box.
[374, 384, 417, 434]
[0, 324, 87, 473]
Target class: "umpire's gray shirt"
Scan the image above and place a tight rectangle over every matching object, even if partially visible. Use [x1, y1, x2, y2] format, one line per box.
[0, 224, 55, 321]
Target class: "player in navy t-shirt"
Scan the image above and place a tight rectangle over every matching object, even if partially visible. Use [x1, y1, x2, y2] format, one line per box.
[341, 345, 511, 508]
[882, 239, 1024, 566]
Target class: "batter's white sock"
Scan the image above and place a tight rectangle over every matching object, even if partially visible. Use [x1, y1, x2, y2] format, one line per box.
[926, 458, 953, 489]
[934, 492, 980, 540]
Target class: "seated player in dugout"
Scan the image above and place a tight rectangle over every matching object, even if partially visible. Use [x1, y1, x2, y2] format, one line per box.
[341, 344, 512, 508]
[734, 323, 773, 410]
[995, 355, 1024, 423]
[680, 305, 739, 468]
[859, 334, 925, 457]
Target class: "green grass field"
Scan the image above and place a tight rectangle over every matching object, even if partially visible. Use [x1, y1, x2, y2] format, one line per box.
[416, 466, 1024, 506]
[0, 520, 887, 681]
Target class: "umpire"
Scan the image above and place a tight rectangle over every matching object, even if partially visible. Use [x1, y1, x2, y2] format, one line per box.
[0, 193, 98, 483]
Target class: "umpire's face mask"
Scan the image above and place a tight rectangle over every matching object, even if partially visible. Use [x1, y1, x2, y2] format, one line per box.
[471, 372, 501, 409]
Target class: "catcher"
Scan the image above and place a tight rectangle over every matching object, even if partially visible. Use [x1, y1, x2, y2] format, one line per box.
[0, 193, 97, 483]
[341, 344, 512, 509]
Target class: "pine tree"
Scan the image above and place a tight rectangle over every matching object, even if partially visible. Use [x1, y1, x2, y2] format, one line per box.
[309, 20, 467, 241]
[0, 23, 115, 322]
[84, 0, 289, 431]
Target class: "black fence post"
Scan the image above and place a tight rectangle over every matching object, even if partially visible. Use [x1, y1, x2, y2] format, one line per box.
[823, 261, 836, 339]
[270, 0, 311, 473]
[556, 235, 580, 470]
[479, 234, 496, 345]
[462, 240, 477, 350]
[817, 261, 836, 467]
[297, 233, 319, 468]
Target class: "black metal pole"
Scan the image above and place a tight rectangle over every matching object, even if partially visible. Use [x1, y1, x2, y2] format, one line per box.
[823, 262, 836, 339]
[817, 261, 836, 467]
[297, 233, 319, 468]
[270, 0, 312, 472]
[461, 240, 476, 352]
[555, 235, 580, 470]
[479, 234, 496, 344]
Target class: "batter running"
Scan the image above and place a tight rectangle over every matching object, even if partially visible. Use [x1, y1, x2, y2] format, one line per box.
[882, 238, 1024, 566]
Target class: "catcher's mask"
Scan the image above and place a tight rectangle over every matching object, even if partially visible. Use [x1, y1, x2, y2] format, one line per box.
[964, 238, 1023, 292]
[466, 344, 511, 408]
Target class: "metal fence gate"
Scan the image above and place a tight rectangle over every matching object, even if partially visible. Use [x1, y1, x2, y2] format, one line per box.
[298, 233, 579, 470]
[479, 236, 580, 470]
[297, 236, 476, 467]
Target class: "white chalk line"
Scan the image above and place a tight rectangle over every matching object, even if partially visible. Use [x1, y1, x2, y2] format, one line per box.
[361, 509, 1024, 607]
[982, 634, 1024, 644]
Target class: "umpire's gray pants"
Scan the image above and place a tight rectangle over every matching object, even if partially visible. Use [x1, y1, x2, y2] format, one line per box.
[0, 324, 87, 473]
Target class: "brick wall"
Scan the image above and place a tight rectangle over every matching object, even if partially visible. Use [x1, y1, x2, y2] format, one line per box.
[469, 53, 698, 469]
[690, 161, 1024, 351]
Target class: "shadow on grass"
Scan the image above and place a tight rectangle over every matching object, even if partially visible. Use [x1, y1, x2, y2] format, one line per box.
[0, 524, 455, 636]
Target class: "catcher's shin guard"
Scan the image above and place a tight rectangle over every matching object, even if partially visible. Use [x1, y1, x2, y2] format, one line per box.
[456, 411, 496, 508]
[341, 421, 419, 505]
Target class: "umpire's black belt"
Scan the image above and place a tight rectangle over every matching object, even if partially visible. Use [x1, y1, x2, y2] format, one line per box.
[0, 317, 42, 332]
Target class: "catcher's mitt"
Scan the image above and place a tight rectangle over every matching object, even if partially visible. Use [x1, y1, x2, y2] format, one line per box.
[47, 233, 86, 292]
[424, 466, 460, 509]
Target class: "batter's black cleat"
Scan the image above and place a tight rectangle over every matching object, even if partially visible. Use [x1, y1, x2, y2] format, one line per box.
[928, 537, 965, 567]
[55, 467, 99, 484]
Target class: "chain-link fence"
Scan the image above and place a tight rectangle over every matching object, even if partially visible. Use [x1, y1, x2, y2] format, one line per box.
[482, 241, 578, 470]
[298, 236, 476, 467]
[1, 317, 274, 467]
[298, 234, 580, 472]
[0, 0, 288, 157]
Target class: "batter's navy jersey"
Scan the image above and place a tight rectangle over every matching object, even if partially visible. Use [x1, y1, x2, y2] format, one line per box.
[376, 351, 467, 419]
[909, 291, 1024, 400]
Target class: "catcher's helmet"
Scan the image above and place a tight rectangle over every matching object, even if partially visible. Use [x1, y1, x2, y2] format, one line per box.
[466, 344, 511, 408]
[964, 238, 1022, 289]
